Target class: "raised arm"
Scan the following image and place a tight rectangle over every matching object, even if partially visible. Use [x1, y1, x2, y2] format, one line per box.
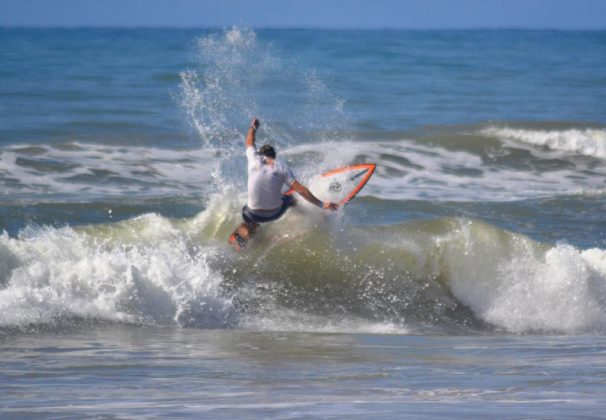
[291, 181, 339, 211]
[246, 117, 260, 148]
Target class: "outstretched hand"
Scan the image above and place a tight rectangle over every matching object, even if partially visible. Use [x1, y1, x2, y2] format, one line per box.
[324, 202, 339, 211]
[251, 117, 260, 130]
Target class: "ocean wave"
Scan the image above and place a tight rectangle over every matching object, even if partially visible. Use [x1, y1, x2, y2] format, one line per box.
[2, 126, 606, 204]
[0, 142, 219, 200]
[283, 136, 606, 202]
[0, 216, 233, 329]
[1, 195, 605, 335]
[481, 126, 606, 159]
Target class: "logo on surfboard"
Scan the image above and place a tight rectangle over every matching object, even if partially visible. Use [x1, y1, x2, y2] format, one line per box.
[329, 181, 342, 192]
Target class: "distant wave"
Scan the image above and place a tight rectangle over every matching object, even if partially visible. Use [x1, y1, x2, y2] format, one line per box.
[2, 128, 606, 204]
[0, 142, 219, 201]
[283, 133, 606, 202]
[481, 126, 606, 159]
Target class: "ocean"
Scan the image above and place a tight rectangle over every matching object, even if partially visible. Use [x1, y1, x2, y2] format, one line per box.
[1, 27, 606, 417]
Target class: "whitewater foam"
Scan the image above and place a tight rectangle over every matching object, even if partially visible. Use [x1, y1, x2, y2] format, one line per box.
[240, 309, 409, 335]
[3, 129, 606, 205]
[1, 193, 606, 335]
[284, 136, 606, 202]
[447, 220, 606, 334]
[482, 126, 606, 159]
[0, 219, 232, 328]
[0, 142, 219, 201]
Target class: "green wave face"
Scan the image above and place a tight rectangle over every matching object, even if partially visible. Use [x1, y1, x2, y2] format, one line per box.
[217, 216, 546, 333]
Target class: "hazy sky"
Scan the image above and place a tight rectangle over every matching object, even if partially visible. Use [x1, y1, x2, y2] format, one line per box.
[2, 0, 605, 29]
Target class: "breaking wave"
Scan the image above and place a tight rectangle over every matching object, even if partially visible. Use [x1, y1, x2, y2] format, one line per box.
[4, 126, 606, 204]
[1, 195, 605, 335]
[2, 28, 604, 205]
[481, 126, 606, 159]
[2, 27, 605, 337]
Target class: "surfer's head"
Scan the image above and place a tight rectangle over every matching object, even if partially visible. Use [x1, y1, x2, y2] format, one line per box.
[259, 144, 276, 159]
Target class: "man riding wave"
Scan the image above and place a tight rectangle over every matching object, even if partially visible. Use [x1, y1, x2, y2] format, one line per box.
[229, 117, 338, 250]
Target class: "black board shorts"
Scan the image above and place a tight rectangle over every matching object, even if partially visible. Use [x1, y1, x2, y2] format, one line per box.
[242, 195, 295, 224]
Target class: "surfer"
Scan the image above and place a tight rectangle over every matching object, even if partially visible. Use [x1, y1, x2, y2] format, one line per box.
[229, 118, 339, 250]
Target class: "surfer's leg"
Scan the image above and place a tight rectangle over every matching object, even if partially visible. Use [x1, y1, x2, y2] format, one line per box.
[236, 221, 258, 238]
[282, 194, 297, 209]
[229, 220, 258, 250]
[239, 206, 260, 238]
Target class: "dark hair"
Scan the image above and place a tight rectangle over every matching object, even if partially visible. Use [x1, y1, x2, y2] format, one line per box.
[259, 144, 276, 159]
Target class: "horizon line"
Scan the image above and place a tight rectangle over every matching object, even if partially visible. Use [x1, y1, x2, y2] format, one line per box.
[2, 24, 605, 31]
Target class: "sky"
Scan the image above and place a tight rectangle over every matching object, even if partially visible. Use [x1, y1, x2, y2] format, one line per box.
[1, 0, 605, 30]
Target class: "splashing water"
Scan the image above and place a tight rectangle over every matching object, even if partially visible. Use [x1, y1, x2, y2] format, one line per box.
[178, 27, 348, 159]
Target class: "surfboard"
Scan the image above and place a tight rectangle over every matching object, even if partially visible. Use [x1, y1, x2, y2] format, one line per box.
[284, 163, 376, 206]
[229, 163, 376, 251]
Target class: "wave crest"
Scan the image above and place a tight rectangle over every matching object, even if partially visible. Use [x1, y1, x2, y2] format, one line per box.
[3, 200, 605, 335]
[482, 126, 606, 159]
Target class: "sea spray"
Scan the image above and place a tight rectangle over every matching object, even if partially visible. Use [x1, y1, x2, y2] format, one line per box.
[177, 27, 348, 162]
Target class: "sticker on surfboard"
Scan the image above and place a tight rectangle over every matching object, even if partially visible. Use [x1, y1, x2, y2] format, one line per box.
[285, 163, 376, 206]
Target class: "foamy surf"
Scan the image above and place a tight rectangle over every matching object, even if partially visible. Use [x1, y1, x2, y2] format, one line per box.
[1, 196, 605, 335]
[283, 135, 606, 202]
[0, 142, 220, 200]
[447, 220, 606, 333]
[481, 126, 606, 159]
[0, 220, 233, 329]
[3, 125, 606, 204]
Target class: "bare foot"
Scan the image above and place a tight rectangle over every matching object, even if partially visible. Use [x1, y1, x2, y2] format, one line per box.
[236, 222, 258, 239]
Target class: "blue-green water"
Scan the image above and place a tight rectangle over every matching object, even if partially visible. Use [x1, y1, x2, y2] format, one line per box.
[1, 28, 606, 417]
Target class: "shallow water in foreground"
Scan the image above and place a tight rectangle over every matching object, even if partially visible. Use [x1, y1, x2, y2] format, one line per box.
[2, 325, 605, 418]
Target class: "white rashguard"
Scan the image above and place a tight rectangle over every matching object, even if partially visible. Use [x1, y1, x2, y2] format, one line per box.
[246, 146, 296, 211]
